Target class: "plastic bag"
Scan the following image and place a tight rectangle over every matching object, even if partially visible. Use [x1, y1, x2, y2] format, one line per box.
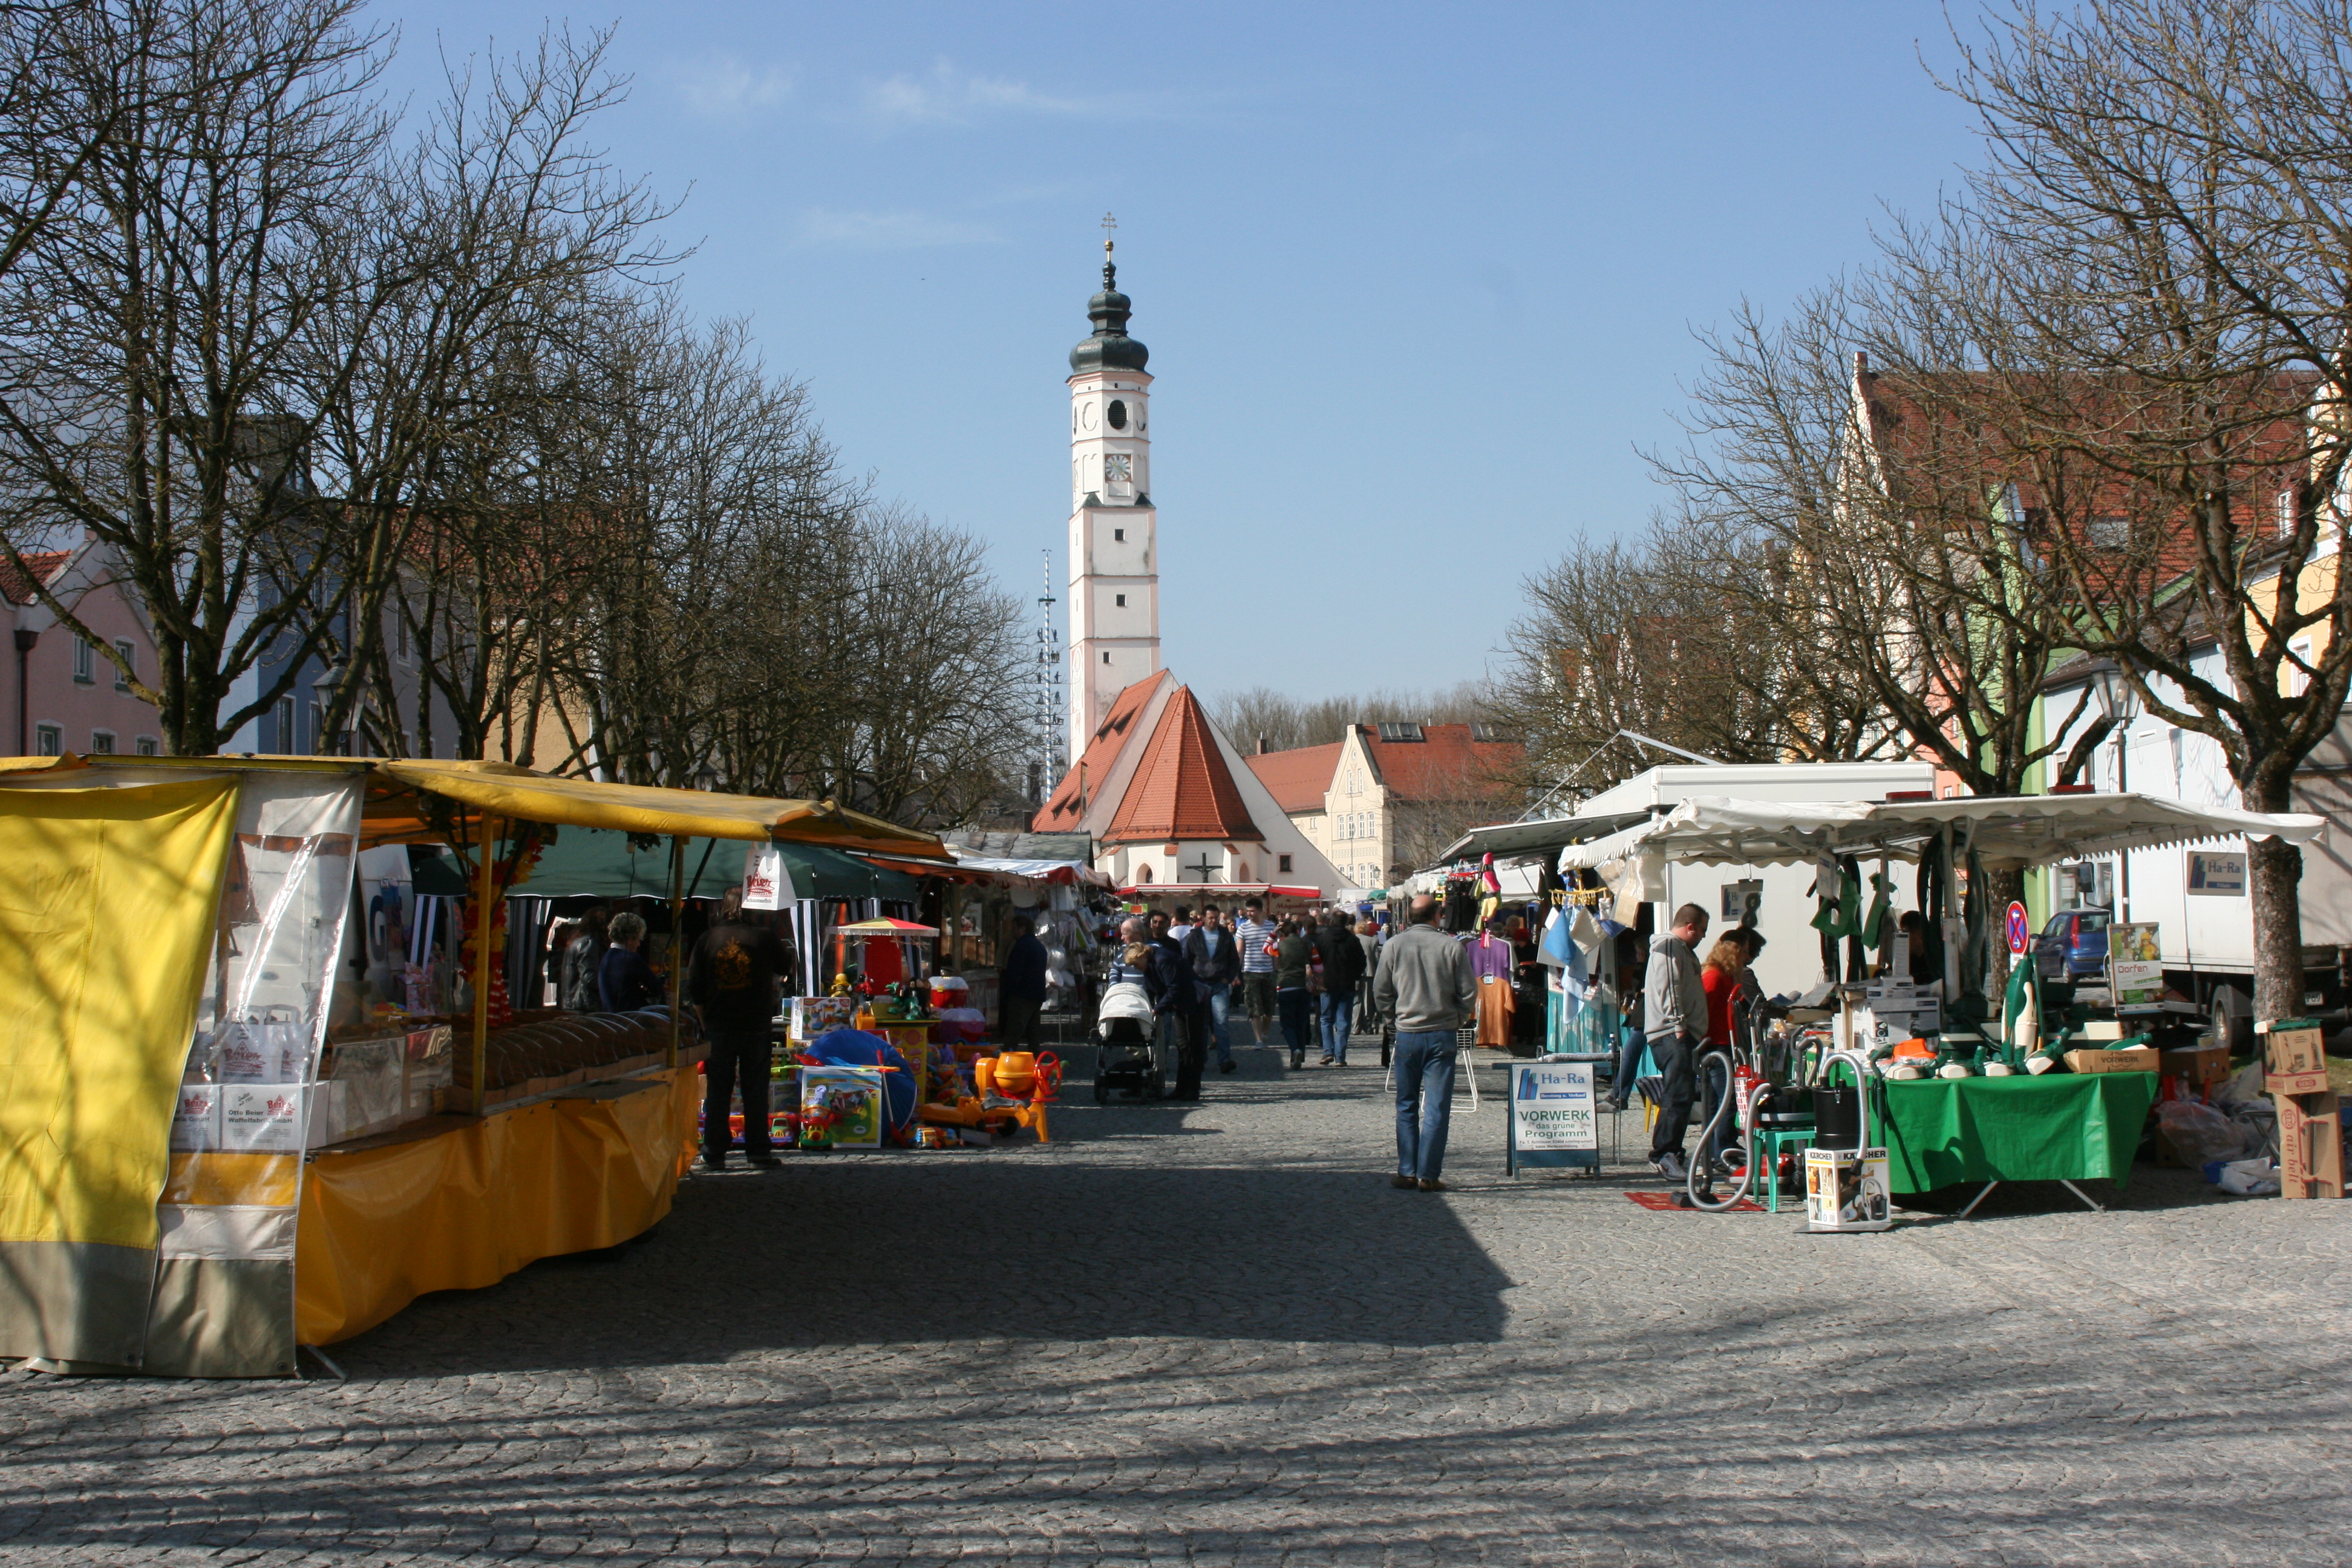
[2158, 1099, 2253, 1166]
[2217, 1157, 2281, 1197]
[2212, 1060, 2266, 1106]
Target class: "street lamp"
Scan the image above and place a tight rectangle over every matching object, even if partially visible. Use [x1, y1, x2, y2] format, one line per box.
[310, 660, 351, 756]
[2089, 664, 2141, 919]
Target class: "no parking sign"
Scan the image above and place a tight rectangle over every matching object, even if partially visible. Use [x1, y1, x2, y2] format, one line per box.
[2005, 900, 2031, 956]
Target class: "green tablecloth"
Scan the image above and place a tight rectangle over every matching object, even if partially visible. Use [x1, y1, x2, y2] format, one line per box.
[1878, 1073, 2156, 1193]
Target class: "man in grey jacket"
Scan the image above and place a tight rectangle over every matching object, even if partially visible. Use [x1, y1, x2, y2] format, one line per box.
[1372, 892, 1478, 1191]
[1643, 903, 1711, 1180]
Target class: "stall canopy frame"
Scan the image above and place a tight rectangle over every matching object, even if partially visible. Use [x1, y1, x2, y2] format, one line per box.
[1555, 792, 2324, 873]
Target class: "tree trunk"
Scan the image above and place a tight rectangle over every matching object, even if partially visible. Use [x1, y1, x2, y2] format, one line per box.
[1979, 862, 2022, 1007]
[2244, 771, 2307, 1022]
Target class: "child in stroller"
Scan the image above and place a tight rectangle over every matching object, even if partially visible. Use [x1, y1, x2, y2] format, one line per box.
[1093, 937, 1168, 1100]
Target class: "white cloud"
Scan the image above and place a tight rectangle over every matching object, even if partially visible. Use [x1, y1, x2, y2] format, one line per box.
[860, 60, 1100, 126]
[669, 56, 794, 120]
[797, 208, 1004, 250]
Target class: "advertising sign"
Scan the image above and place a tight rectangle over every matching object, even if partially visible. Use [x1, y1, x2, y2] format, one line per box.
[2186, 851, 2246, 896]
[2108, 920, 2165, 1012]
[1506, 1061, 1598, 1173]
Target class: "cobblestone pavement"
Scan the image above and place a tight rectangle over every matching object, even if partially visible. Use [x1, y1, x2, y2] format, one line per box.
[4, 1042, 2350, 1565]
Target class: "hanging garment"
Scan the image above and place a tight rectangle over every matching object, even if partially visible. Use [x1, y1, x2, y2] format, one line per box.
[1477, 970, 1515, 1048]
[1861, 869, 1894, 952]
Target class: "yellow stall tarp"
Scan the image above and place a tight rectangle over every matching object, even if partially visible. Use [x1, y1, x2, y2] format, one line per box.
[295, 1069, 697, 1346]
[370, 758, 947, 854]
[0, 777, 238, 1365]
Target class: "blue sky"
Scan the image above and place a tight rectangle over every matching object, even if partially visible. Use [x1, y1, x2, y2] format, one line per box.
[377, 2, 1982, 704]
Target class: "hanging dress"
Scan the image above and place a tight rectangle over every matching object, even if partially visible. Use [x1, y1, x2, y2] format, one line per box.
[1472, 931, 1515, 1048]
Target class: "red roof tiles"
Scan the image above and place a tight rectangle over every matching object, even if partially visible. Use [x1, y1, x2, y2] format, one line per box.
[1030, 675, 1165, 831]
[1103, 686, 1261, 844]
[1361, 724, 1520, 803]
[1243, 742, 1341, 814]
[0, 550, 68, 606]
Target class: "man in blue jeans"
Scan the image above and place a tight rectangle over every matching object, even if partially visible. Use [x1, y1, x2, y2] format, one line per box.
[1183, 904, 1243, 1073]
[1313, 909, 1367, 1066]
[1371, 892, 1478, 1191]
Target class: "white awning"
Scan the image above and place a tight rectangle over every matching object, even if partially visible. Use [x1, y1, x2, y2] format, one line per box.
[1557, 792, 2325, 872]
[1434, 809, 1659, 864]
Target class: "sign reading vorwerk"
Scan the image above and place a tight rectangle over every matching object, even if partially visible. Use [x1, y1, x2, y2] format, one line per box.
[1508, 1060, 1598, 1173]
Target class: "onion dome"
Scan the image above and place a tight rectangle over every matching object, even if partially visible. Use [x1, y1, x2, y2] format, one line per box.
[1070, 245, 1149, 374]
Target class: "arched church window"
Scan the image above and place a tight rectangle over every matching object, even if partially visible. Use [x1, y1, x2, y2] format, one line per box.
[1107, 399, 1128, 430]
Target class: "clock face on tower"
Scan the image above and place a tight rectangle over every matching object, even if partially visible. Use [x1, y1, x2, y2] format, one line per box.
[1105, 453, 1132, 484]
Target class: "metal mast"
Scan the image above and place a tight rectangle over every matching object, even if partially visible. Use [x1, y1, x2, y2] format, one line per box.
[1031, 549, 1063, 805]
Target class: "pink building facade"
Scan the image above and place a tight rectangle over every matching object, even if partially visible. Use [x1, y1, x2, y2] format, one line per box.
[3, 543, 165, 757]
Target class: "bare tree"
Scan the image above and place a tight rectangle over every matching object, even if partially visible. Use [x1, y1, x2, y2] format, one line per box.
[1919, 0, 2352, 1016]
[0, 0, 393, 753]
[1207, 682, 1488, 754]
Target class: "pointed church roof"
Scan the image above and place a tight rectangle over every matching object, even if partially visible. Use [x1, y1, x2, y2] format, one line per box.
[1104, 685, 1262, 844]
[1031, 673, 1169, 831]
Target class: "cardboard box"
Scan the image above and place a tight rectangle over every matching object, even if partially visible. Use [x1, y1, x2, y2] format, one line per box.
[2064, 1046, 2161, 1075]
[2160, 1045, 2231, 1086]
[2274, 1088, 2345, 1200]
[789, 995, 857, 1041]
[2268, 1068, 2333, 1096]
[2259, 1019, 2327, 1077]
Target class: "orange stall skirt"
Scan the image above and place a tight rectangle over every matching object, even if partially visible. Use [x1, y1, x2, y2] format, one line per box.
[295, 1070, 697, 1347]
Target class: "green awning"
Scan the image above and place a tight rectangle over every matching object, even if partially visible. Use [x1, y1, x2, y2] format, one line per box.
[410, 829, 918, 902]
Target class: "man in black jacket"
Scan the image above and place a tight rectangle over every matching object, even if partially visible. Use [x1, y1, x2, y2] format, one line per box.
[1147, 912, 1207, 1101]
[1000, 913, 1050, 1050]
[1315, 910, 1368, 1066]
[1183, 904, 1243, 1074]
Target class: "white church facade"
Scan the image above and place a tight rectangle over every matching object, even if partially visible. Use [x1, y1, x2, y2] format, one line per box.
[1033, 241, 1342, 899]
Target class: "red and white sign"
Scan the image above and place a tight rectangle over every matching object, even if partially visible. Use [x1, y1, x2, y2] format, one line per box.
[2005, 900, 2032, 956]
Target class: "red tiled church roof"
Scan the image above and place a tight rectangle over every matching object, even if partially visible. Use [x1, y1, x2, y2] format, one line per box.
[0, 549, 69, 606]
[1243, 742, 1341, 814]
[1104, 686, 1261, 844]
[1031, 675, 1165, 831]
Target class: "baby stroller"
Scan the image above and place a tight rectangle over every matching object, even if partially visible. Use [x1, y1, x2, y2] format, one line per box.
[1092, 978, 1166, 1100]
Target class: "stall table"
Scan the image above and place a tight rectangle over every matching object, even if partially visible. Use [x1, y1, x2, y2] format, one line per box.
[1879, 1071, 2157, 1213]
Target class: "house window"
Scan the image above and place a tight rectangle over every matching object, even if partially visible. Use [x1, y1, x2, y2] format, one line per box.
[71, 636, 92, 684]
[1278, 854, 1293, 874]
[2289, 637, 2314, 697]
[33, 722, 59, 755]
[275, 696, 295, 751]
[89, 730, 114, 754]
[2088, 516, 2128, 548]
[135, 736, 157, 756]
[1136, 863, 1154, 884]
[1102, 652, 1111, 664]
[113, 639, 134, 691]
[2281, 488, 2298, 538]
[1113, 528, 1125, 541]
[1116, 593, 1126, 607]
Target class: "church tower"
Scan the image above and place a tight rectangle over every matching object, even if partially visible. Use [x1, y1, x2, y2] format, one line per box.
[1066, 235, 1157, 761]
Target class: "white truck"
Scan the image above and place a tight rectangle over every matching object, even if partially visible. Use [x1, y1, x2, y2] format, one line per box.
[2040, 653, 2351, 1047]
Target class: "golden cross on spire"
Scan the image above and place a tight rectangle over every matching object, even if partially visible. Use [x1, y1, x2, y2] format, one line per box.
[1101, 211, 1117, 256]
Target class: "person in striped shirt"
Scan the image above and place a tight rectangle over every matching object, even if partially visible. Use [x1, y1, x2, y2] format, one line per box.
[1233, 898, 1279, 1047]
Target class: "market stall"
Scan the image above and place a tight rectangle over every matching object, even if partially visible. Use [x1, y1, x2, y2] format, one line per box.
[1558, 791, 2325, 1200]
[0, 753, 944, 1375]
